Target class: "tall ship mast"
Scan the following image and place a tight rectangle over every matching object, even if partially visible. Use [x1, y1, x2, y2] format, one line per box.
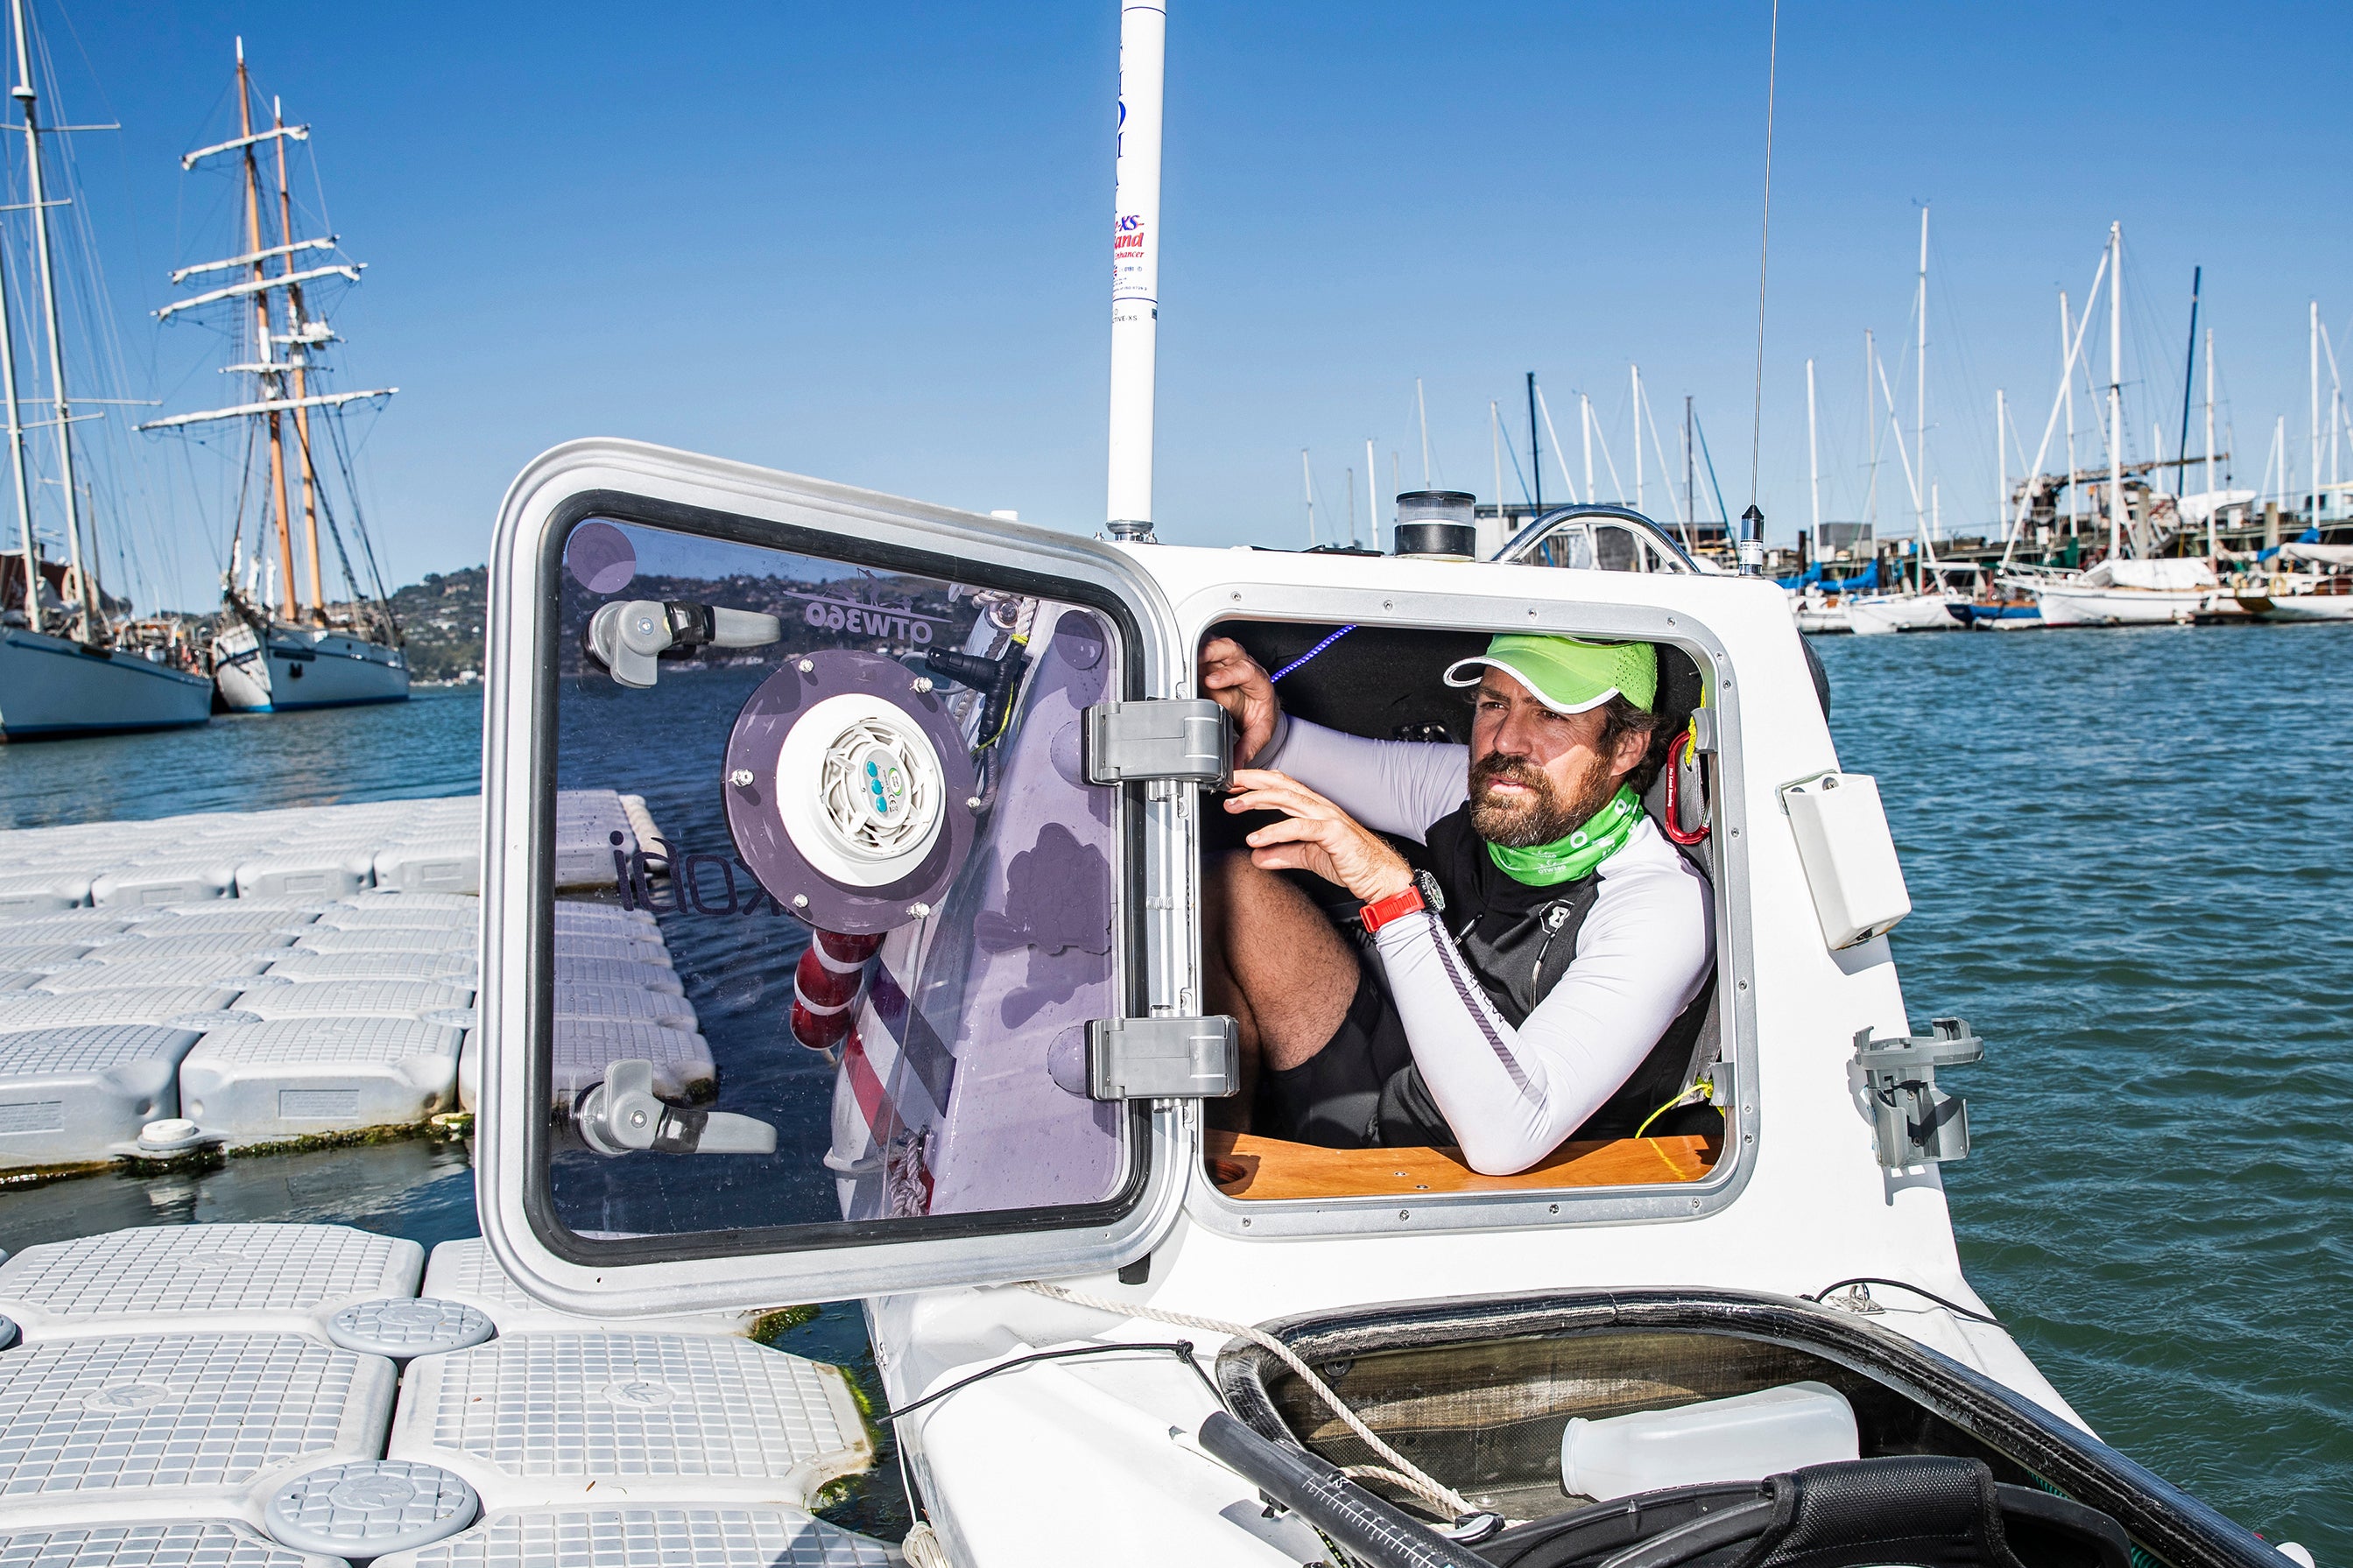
[0, 0, 211, 739]
[143, 39, 407, 714]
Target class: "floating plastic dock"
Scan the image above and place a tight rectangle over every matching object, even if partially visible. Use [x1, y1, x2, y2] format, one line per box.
[0, 791, 652, 914]
[0, 794, 687, 1169]
[388, 1332, 871, 1514]
[0, 1224, 880, 1566]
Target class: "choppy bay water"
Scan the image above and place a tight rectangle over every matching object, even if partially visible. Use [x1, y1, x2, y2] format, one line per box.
[1, 629, 2346, 1556]
[1819, 622, 2352, 1558]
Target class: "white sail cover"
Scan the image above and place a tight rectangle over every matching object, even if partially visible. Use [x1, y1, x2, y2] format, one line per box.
[2081, 559, 2218, 590]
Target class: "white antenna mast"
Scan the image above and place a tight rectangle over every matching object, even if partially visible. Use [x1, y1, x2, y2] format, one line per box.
[1300, 448, 1314, 546]
[1580, 392, 1594, 504]
[1805, 356, 1819, 538]
[1994, 387, 2004, 545]
[2107, 222, 2124, 558]
[1415, 377, 1430, 486]
[1630, 363, 1643, 511]
[2061, 292, 2077, 537]
[1915, 205, 1928, 549]
[2203, 327, 2216, 559]
[1489, 400, 1504, 527]
[1365, 437, 1378, 547]
[1105, 1, 1164, 538]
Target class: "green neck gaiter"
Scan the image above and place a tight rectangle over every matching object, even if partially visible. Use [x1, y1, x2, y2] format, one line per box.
[1487, 784, 1644, 886]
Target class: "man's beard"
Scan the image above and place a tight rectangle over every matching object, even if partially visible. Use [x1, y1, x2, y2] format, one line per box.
[1469, 749, 1620, 848]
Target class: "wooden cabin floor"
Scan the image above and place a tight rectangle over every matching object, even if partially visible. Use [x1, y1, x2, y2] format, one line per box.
[1204, 1129, 1720, 1201]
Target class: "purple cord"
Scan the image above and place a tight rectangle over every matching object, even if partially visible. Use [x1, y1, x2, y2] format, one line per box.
[1268, 624, 1357, 682]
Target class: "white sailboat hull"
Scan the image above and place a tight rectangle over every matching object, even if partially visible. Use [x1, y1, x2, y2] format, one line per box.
[1846, 593, 1961, 636]
[0, 626, 213, 739]
[212, 618, 410, 712]
[2237, 591, 2353, 622]
[2032, 585, 2209, 627]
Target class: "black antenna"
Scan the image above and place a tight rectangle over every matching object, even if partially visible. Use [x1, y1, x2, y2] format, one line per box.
[2174, 265, 2202, 498]
[1525, 371, 1543, 513]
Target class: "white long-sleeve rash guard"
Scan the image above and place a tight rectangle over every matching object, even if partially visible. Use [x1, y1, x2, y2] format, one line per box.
[1250, 714, 1715, 1175]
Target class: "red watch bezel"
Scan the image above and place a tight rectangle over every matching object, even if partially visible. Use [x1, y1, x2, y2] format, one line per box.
[1358, 880, 1426, 934]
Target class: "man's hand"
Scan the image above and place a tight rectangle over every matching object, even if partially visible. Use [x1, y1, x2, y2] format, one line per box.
[1199, 636, 1278, 766]
[1225, 769, 1414, 904]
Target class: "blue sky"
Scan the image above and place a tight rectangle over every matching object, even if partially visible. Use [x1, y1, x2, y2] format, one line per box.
[17, 1, 2352, 608]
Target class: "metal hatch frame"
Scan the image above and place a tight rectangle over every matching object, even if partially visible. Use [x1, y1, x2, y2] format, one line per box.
[477, 439, 1194, 1314]
[1159, 559, 1760, 1239]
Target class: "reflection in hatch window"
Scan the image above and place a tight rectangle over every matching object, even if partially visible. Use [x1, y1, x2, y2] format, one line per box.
[548, 517, 1127, 1241]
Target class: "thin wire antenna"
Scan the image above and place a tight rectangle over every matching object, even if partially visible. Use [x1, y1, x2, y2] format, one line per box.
[1748, 0, 1779, 506]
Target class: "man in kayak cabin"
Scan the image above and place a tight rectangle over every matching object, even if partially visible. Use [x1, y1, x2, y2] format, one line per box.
[1199, 632, 1715, 1176]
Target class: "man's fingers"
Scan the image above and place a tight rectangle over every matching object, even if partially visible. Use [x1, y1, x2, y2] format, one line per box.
[1225, 785, 1338, 821]
[1243, 816, 1334, 849]
[1229, 768, 1335, 805]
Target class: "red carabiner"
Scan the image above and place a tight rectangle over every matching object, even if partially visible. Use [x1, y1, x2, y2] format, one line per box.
[1662, 726, 1710, 846]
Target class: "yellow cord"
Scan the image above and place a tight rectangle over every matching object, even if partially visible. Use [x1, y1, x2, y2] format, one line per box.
[1632, 1072, 1717, 1142]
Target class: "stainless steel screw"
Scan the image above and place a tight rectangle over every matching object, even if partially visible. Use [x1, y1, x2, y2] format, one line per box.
[729, 770, 754, 787]
[908, 902, 932, 919]
[791, 893, 809, 909]
[797, 658, 814, 673]
[912, 676, 933, 693]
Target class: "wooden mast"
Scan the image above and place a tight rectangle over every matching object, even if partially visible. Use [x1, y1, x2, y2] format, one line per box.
[271, 93, 323, 617]
[237, 40, 296, 621]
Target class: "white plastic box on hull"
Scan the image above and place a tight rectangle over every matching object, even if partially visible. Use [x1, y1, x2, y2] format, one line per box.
[0, 627, 213, 740]
[213, 619, 411, 713]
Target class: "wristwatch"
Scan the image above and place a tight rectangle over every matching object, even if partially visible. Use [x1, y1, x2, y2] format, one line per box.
[1360, 872, 1440, 934]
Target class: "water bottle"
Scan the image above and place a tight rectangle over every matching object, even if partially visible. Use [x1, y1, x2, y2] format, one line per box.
[1560, 1382, 1859, 1501]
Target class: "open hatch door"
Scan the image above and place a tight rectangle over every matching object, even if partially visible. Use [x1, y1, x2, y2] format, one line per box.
[476, 440, 1211, 1313]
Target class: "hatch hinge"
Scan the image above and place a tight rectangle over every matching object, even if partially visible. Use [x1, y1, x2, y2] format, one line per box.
[1082, 699, 1232, 788]
[1850, 1017, 1983, 1168]
[1087, 1015, 1240, 1100]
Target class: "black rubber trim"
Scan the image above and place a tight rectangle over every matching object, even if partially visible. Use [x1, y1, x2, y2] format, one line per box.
[1212, 1288, 2278, 1568]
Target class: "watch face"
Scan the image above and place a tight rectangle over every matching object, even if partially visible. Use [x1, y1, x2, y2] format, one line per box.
[1415, 869, 1446, 914]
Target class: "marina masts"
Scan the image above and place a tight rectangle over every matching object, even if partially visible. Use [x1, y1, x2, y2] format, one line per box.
[139, 41, 395, 629]
[0, 101, 30, 635]
[1915, 207, 1927, 546]
[273, 93, 324, 613]
[2107, 222, 2124, 558]
[11, 0, 90, 634]
[236, 42, 296, 619]
[2174, 266, 2201, 500]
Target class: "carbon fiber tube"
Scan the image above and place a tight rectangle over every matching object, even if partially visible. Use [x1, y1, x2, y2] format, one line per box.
[1197, 1411, 1497, 1568]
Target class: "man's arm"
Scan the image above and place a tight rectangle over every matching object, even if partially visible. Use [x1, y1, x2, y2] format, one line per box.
[1368, 827, 1714, 1175]
[1251, 717, 1466, 844]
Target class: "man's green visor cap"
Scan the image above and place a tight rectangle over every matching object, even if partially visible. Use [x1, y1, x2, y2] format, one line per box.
[1441, 634, 1658, 715]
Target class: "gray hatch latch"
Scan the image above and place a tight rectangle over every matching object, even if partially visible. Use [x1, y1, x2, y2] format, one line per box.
[1850, 1017, 1983, 1168]
[576, 1059, 779, 1157]
[1082, 700, 1232, 788]
[1087, 1016, 1240, 1100]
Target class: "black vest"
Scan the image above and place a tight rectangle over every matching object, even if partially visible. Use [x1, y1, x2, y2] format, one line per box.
[1421, 803, 1717, 1140]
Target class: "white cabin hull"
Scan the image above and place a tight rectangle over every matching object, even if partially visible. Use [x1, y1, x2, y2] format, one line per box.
[212, 618, 410, 712]
[0, 626, 213, 739]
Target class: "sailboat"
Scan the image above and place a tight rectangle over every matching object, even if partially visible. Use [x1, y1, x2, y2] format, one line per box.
[142, 40, 407, 714]
[0, 0, 211, 740]
[2004, 226, 2228, 629]
[1844, 211, 1962, 635]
